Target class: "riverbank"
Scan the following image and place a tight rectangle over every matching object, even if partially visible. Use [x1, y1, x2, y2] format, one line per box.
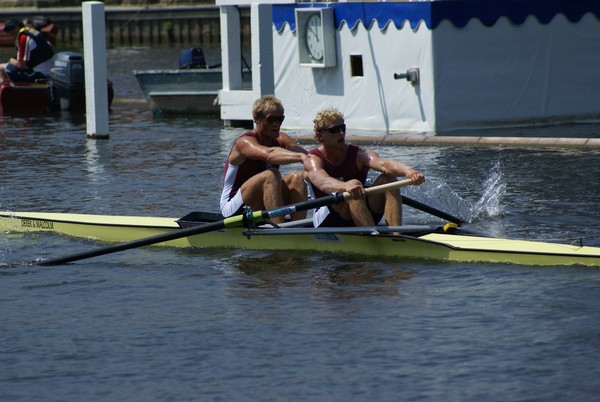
[0, 0, 212, 8]
[0, 4, 246, 48]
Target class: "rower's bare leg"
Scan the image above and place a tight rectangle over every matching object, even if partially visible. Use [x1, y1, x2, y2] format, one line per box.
[370, 174, 402, 226]
[384, 192, 402, 226]
[331, 191, 377, 226]
[347, 200, 376, 226]
[282, 171, 308, 220]
[240, 169, 286, 223]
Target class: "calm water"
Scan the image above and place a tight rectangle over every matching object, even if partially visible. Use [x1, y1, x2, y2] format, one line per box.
[2, 48, 600, 401]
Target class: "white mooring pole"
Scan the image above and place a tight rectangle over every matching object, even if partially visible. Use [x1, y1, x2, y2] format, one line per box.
[82, 1, 109, 139]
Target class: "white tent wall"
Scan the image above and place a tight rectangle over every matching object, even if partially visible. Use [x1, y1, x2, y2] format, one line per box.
[273, 19, 436, 133]
[432, 13, 600, 132]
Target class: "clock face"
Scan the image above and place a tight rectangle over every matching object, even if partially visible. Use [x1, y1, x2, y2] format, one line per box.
[305, 14, 324, 61]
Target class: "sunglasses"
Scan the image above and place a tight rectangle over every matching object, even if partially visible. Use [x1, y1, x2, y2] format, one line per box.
[266, 115, 285, 124]
[324, 123, 346, 134]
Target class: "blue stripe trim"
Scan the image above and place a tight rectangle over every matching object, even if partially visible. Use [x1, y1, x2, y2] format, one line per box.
[273, 1, 600, 32]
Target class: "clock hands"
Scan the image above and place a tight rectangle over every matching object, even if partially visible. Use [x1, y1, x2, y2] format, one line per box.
[308, 26, 320, 43]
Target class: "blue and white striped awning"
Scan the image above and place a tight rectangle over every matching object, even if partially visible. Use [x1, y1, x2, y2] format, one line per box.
[273, 0, 600, 31]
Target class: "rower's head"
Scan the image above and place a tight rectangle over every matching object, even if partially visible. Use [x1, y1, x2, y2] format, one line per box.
[2, 18, 23, 34]
[313, 107, 346, 143]
[253, 95, 284, 125]
[253, 95, 285, 136]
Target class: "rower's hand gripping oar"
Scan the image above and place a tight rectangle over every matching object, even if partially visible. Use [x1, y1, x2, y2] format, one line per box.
[35, 179, 416, 266]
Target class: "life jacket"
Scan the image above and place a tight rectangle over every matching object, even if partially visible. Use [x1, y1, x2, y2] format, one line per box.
[15, 27, 54, 69]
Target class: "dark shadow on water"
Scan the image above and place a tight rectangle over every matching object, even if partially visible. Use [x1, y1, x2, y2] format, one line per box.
[217, 250, 415, 300]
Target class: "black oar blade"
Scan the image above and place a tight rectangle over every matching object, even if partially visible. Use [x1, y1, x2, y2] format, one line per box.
[402, 195, 468, 225]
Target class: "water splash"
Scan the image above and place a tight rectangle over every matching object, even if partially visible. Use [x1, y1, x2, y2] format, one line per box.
[469, 161, 506, 221]
[400, 161, 506, 224]
[403, 179, 472, 223]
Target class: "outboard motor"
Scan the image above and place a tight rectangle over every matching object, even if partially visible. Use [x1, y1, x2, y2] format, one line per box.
[49, 51, 85, 112]
[178, 48, 207, 69]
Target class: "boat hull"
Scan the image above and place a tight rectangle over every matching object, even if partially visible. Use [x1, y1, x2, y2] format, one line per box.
[0, 78, 49, 116]
[149, 91, 220, 115]
[0, 75, 114, 116]
[1, 211, 600, 267]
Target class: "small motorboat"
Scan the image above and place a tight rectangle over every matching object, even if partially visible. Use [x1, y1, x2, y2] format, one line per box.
[133, 47, 251, 116]
[0, 51, 114, 116]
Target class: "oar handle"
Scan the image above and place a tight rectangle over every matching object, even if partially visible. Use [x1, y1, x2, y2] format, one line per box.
[362, 179, 415, 198]
[259, 178, 416, 222]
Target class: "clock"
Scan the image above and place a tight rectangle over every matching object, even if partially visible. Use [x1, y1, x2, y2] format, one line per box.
[306, 14, 324, 61]
[296, 8, 336, 68]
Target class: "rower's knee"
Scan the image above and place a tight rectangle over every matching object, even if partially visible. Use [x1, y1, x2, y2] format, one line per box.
[262, 168, 283, 189]
[373, 174, 397, 186]
[285, 171, 305, 189]
[265, 167, 282, 181]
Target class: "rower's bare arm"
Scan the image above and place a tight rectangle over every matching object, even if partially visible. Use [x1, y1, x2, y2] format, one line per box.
[230, 136, 304, 166]
[265, 147, 306, 165]
[279, 133, 308, 155]
[304, 155, 365, 198]
[362, 150, 425, 184]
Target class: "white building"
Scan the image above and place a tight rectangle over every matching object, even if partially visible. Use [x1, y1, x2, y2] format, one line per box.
[216, 0, 600, 134]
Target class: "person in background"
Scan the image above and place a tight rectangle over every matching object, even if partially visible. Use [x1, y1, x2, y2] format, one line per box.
[0, 18, 54, 83]
[220, 95, 308, 223]
[304, 107, 425, 228]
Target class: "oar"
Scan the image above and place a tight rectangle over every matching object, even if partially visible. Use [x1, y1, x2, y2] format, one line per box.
[402, 195, 468, 225]
[35, 178, 416, 266]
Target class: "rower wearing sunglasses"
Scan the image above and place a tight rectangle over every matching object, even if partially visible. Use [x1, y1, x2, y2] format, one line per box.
[304, 107, 425, 227]
[220, 95, 308, 223]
